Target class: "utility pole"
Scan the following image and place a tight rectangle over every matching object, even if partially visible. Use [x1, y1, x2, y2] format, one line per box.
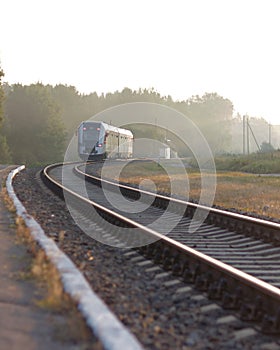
[243, 115, 246, 155]
[247, 116, 250, 155]
[247, 120, 261, 152]
[269, 123, 272, 146]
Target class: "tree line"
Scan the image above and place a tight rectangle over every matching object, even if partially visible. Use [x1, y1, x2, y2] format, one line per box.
[0, 68, 11, 162]
[0, 64, 275, 166]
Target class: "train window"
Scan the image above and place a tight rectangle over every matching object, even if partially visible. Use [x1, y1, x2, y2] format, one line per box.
[82, 126, 100, 141]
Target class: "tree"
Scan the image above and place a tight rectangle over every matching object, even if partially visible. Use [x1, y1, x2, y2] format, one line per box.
[50, 84, 84, 138]
[0, 68, 4, 125]
[0, 67, 11, 163]
[260, 141, 274, 153]
[185, 92, 233, 153]
[5, 83, 66, 165]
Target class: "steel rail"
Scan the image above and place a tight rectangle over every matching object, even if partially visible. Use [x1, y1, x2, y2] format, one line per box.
[75, 163, 280, 235]
[42, 162, 280, 333]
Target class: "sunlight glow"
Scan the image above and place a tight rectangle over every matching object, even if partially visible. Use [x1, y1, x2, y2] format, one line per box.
[1, 0, 279, 124]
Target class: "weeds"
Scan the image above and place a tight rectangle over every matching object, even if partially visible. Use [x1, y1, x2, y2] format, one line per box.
[104, 161, 280, 220]
[214, 151, 280, 174]
[2, 185, 99, 346]
[2, 187, 16, 214]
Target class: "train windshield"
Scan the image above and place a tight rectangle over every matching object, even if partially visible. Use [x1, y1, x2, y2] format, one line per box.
[82, 124, 100, 142]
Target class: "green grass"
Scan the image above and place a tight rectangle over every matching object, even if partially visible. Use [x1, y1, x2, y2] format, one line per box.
[214, 151, 280, 174]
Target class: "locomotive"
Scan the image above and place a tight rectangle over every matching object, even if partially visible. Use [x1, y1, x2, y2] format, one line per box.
[78, 121, 133, 160]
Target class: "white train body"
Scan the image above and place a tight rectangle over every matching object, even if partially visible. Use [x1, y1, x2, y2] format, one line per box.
[78, 121, 133, 160]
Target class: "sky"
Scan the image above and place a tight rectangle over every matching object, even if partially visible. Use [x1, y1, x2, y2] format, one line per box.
[1, 0, 280, 125]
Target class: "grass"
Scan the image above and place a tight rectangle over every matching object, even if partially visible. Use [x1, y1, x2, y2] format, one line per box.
[214, 151, 280, 174]
[212, 173, 280, 218]
[1, 187, 101, 346]
[2, 187, 69, 310]
[101, 161, 280, 220]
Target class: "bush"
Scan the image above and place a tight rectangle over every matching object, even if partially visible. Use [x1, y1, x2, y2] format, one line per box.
[214, 152, 280, 174]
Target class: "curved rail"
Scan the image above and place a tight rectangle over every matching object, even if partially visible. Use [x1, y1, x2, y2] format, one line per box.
[75, 162, 280, 244]
[42, 161, 280, 334]
[10, 165, 144, 350]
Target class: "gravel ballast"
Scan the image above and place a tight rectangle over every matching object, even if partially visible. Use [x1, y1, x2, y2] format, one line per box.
[13, 166, 280, 350]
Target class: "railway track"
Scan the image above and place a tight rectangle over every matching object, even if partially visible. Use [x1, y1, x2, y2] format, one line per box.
[42, 161, 280, 335]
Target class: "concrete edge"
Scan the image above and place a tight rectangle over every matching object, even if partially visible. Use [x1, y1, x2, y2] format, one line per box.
[6, 165, 144, 350]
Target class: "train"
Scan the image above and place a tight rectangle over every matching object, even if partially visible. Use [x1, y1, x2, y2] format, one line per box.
[77, 121, 133, 160]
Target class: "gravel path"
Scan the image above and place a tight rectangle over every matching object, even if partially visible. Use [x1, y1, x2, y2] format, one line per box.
[13, 167, 280, 350]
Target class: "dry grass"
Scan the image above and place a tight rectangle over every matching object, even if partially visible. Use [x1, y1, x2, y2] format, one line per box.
[102, 162, 280, 220]
[2, 186, 69, 310]
[2, 187, 17, 214]
[2, 188, 99, 346]
[206, 173, 280, 218]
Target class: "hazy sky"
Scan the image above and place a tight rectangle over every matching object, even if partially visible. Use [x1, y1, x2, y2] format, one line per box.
[1, 0, 280, 124]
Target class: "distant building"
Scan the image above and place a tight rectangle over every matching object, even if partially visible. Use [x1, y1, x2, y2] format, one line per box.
[159, 145, 171, 159]
[133, 139, 171, 159]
